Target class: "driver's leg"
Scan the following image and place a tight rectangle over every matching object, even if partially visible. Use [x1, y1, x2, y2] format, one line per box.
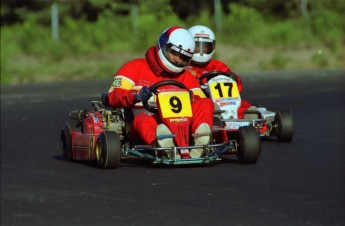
[131, 112, 157, 145]
[190, 98, 214, 158]
[190, 98, 214, 133]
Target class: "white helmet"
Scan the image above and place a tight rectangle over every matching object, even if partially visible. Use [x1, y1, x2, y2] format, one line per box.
[188, 25, 216, 64]
[157, 26, 195, 74]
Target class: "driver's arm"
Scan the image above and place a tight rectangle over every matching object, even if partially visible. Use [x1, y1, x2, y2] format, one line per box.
[108, 61, 141, 107]
[108, 76, 138, 107]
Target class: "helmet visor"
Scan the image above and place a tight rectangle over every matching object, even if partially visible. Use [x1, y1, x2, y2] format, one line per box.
[162, 43, 193, 67]
[194, 38, 215, 54]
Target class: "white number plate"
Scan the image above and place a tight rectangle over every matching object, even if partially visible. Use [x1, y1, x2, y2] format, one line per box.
[224, 121, 251, 129]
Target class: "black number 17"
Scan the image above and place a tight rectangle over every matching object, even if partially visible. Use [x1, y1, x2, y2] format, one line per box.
[214, 82, 233, 97]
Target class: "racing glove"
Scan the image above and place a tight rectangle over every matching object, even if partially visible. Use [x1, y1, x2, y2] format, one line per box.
[135, 86, 153, 102]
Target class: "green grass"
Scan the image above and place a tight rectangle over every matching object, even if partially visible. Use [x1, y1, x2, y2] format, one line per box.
[1, 6, 344, 85]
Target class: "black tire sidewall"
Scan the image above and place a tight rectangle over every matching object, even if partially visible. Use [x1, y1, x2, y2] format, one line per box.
[61, 123, 73, 161]
[97, 131, 121, 169]
[275, 110, 294, 142]
[236, 126, 261, 164]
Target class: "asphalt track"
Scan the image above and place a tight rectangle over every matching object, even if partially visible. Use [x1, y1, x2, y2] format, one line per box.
[1, 69, 345, 226]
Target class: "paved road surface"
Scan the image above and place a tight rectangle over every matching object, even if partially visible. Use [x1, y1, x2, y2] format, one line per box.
[1, 69, 345, 226]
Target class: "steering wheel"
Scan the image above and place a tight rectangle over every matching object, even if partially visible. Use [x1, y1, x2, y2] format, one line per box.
[198, 71, 238, 86]
[142, 80, 189, 114]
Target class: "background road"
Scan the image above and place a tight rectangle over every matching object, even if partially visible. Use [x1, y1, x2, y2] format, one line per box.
[1, 69, 345, 226]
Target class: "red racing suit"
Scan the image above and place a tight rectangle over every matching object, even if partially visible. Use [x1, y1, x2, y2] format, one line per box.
[185, 59, 251, 119]
[108, 46, 214, 145]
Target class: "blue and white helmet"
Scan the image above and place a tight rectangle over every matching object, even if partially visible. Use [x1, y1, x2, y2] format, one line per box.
[188, 25, 216, 64]
[157, 26, 195, 74]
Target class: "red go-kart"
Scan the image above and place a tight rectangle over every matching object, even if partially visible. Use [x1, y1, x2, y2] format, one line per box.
[60, 80, 261, 169]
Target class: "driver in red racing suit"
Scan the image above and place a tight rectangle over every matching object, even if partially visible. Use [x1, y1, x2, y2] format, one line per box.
[186, 25, 252, 119]
[107, 26, 214, 159]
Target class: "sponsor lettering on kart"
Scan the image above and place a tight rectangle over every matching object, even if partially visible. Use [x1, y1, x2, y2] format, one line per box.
[199, 71, 295, 142]
[60, 80, 262, 169]
[224, 121, 251, 130]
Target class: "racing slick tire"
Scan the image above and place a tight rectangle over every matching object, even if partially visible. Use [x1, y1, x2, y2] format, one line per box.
[60, 122, 79, 161]
[96, 131, 121, 169]
[275, 110, 295, 142]
[236, 126, 261, 164]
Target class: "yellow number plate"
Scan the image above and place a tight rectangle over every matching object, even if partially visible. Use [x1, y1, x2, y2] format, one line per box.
[158, 91, 192, 118]
[209, 82, 239, 99]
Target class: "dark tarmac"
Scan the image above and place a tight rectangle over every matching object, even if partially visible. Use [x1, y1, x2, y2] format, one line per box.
[1, 69, 344, 226]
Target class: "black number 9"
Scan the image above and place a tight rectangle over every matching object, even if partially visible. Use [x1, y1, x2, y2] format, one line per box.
[170, 96, 182, 113]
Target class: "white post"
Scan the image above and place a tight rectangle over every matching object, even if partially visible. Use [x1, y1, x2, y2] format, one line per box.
[214, 0, 222, 35]
[301, 0, 309, 18]
[131, 4, 139, 36]
[51, 2, 59, 40]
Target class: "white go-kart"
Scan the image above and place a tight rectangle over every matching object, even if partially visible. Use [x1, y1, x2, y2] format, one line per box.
[198, 71, 295, 143]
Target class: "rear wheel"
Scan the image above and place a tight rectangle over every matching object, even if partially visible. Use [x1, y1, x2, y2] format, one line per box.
[275, 110, 294, 142]
[60, 122, 79, 161]
[96, 131, 121, 169]
[236, 126, 261, 164]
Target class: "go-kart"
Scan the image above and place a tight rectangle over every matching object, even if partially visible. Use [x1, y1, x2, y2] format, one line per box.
[60, 80, 261, 169]
[198, 71, 295, 142]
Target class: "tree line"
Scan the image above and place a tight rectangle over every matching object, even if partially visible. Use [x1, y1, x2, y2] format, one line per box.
[2, 0, 344, 26]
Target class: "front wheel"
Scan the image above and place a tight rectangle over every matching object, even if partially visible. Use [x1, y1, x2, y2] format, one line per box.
[96, 131, 121, 169]
[275, 110, 295, 142]
[236, 126, 261, 164]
